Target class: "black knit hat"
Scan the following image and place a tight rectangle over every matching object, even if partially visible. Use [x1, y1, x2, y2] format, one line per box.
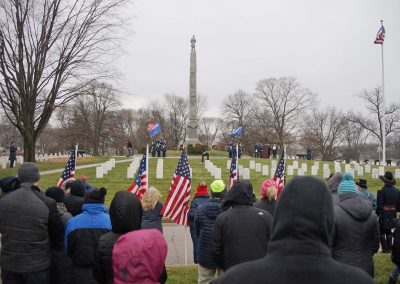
[0, 176, 20, 194]
[84, 187, 107, 204]
[45, 186, 65, 203]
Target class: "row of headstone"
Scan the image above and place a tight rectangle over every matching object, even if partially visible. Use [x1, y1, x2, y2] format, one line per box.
[205, 160, 222, 179]
[127, 159, 139, 179]
[156, 159, 164, 179]
[0, 156, 24, 169]
[96, 158, 116, 179]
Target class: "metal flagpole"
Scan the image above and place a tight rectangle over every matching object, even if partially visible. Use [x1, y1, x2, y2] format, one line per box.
[381, 23, 386, 164]
[146, 143, 149, 190]
[236, 143, 239, 179]
[75, 144, 78, 169]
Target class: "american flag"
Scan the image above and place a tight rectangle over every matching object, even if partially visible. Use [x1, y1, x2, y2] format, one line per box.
[57, 146, 77, 188]
[128, 150, 148, 199]
[374, 23, 385, 44]
[229, 144, 239, 188]
[161, 150, 192, 225]
[273, 149, 285, 198]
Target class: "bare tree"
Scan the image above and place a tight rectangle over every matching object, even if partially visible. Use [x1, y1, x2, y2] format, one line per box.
[222, 89, 254, 128]
[348, 86, 400, 156]
[255, 77, 315, 147]
[341, 120, 369, 161]
[199, 117, 222, 147]
[163, 94, 188, 148]
[303, 107, 346, 160]
[0, 0, 128, 161]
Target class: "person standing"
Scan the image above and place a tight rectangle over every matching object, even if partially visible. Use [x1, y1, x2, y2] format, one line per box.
[141, 187, 164, 232]
[253, 179, 278, 217]
[212, 180, 272, 271]
[127, 141, 133, 157]
[0, 163, 64, 284]
[195, 180, 226, 284]
[376, 171, 399, 253]
[8, 141, 17, 168]
[331, 173, 379, 277]
[188, 181, 210, 264]
[356, 179, 377, 210]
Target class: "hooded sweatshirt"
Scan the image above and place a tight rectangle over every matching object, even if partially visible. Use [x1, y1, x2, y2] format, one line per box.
[93, 191, 142, 284]
[327, 172, 343, 205]
[212, 180, 272, 271]
[332, 193, 379, 277]
[113, 229, 167, 284]
[212, 176, 374, 284]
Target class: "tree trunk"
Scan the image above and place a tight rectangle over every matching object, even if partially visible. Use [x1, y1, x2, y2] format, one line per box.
[23, 134, 37, 162]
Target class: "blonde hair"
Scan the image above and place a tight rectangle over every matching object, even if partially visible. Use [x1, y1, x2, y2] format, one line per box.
[267, 186, 277, 201]
[142, 187, 160, 211]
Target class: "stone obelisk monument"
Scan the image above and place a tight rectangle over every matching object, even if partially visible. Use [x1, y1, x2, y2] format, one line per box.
[186, 35, 200, 145]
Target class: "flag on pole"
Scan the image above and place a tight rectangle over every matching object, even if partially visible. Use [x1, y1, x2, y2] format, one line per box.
[273, 149, 285, 198]
[57, 145, 77, 188]
[231, 126, 243, 137]
[374, 22, 385, 44]
[229, 144, 239, 188]
[128, 147, 148, 199]
[147, 123, 161, 137]
[161, 150, 192, 225]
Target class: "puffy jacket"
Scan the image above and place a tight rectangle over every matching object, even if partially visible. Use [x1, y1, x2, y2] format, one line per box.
[65, 203, 111, 283]
[332, 193, 379, 277]
[93, 191, 142, 284]
[212, 181, 272, 271]
[0, 183, 63, 273]
[188, 194, 210, 229]
[113, 229, 167, 284]
[253, 198, 276, 217]
[64, 181, 86, 216]
[212, 177, 374, 284]
[142, 201, 163, 232]
[195, 198, 223, 269]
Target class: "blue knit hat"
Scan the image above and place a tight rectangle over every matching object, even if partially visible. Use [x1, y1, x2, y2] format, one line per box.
[338, 173, 358, 195]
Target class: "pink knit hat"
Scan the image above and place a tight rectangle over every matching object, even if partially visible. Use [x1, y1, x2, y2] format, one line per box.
[260, 179, 278, 198]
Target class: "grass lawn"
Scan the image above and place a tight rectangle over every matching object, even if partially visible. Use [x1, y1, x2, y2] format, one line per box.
[167, 254, 394, 283]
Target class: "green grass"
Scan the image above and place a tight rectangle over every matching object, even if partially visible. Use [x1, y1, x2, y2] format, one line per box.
[166, 254, 393, 283]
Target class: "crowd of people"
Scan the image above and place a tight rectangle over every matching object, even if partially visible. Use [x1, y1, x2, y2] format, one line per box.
[151, 141, 168, 158]
[0, 162, 399, 284]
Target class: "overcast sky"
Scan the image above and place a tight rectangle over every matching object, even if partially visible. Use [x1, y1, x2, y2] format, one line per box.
[115, 0, 400, 117]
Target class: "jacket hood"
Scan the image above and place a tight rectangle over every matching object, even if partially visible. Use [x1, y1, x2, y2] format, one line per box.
[113, 229, 167, 284]
[267, 176, 334, 256]
[338, 193, 372, 221]
[327, 172, 343, 194]
[70, 180, 86, 197]
[82, 203, 105, 214]
[110, 191, 142, 234]
[222, 180, 256, 210]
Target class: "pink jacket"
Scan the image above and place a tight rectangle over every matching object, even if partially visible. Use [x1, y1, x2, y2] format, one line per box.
[113, 229, 167, 284]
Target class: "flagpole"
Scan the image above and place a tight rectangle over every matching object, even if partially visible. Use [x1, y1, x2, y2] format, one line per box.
[236, 143, 239, 179]
[75, 144, 78, 172]
[146, 143, 149, 191]
[381, 22, 386, 165]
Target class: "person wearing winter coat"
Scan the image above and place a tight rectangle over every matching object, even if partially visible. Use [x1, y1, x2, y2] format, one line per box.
[331, 173, 379, 277]
[376, 171, 399, 253]
[65, 187, 111, 284]
[0, 163, 64, 284]
[141, 187, 164, 232]
[63, 180, 86, 216]
[8, 141, 17, 168]
[389, 219, 400, 284]
[188, 182, 210, 264]
[356, 179, 377, 210]
[195, 180, 226, 284]
[45, 186, 73, 284]
[212, 180, 272, 271]
[253, 179, 277, 217]
[93, 191, 143, 284]
[327, 172, 343, 205]
[211, 176, 374, 284]
[0, 176, 20, 198]
[113, 229, 168, 284]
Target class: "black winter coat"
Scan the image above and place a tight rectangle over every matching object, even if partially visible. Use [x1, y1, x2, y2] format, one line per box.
[376, 184, 399, 232]
[392, 219, 400, 266]
[195, 198, 223, 269]
[188, 194, 209, 231]
[253, 198, 276, 217]
[0, 184, 64, 273]
[141, 201, 163, 232]
[212, 181, 272, 271]
[64, 182, 85, 216]
[212, 176, 374, 284]
[332, 193, 379, 277]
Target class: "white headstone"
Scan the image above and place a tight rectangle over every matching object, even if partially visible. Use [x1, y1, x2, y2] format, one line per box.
[358, 166, 364, 177]
[239, 165, 244, 176]
[301, 163, 307, 173]
[156, 165, 163, 179]
[262, 165, 269, 176]
[102, 163, 109, 174]
[311, 166, 318, 176]
[204, 160, 210, 169]
[335, 164, 341, 174]
[292, 161, 298, 169]
[242, 168, 250, 180]
[1, 158, 6, 169]
[110, 158, 116, 168]
[314, 161, 320, 169]
[365, 165, 371, 173]
[255, 163, 262, 172]
[395, 169, 400, 179]
[297, 169, 304, 176]
[323, 168, 331, 179]
[190, 167, 192, 179]
[17, 156, 23, 164]
[96, 166, 104, 178]
[379, 166, 385, 176]
[127, 167, 135, 179]
[249, 160, 255, 170]
[214, 168, 222, 179]
[345, 164, 351, 172]
[271, 160, 277, 172]
[227, 160, 231, 169]
[287, 165, 294, 176]
[323, 163, 330, 170]
[372, 168, 379, 179]
[354, 163, 360, 171]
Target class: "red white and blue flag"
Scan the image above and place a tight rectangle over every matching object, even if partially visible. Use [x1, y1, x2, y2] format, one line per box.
[57, 146, 77, 188]
[374, 23, 385, 44]
[147, 123, 161, 137]
[161, 150, 192, 226]
[273, 149, 285, 198]
[229, 144, 239, 189]
[128, 148, 148, 199]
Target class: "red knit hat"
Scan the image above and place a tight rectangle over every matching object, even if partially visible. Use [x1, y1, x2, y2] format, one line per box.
[195, 182, 209, 197]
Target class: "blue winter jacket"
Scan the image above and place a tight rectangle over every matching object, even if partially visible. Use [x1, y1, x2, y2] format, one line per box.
[195, 198, 223, 269]
[188, 195, 209, 231]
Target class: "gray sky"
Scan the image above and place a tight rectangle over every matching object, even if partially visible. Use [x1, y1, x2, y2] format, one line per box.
[116, 0, 400, 117]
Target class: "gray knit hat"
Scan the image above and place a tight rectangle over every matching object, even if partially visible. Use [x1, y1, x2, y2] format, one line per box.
[18, 162, 40, 183]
